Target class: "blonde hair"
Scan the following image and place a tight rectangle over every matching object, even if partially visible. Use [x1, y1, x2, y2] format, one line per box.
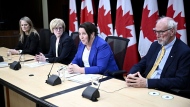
[49, 18, 66, 33]
[19, 16, 39, 43]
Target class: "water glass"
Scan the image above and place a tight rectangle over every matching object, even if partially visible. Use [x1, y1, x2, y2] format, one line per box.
[7, 51, 12, 63]
[57, 66, 67, 82]
[91, 76, 100, 88]
[20, 55, 25, 65]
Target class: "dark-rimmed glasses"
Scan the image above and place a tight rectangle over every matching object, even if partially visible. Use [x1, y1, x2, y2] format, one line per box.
[153, 28, 172, 35]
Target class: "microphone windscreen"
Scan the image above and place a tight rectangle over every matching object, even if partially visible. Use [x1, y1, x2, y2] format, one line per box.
[9, 61, 21, 70]
[82, 86, 100, 102]
[0, 56, 4, 62]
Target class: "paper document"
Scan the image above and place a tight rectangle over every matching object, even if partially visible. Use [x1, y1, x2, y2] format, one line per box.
[65, 71, 81, 78]
[25, 62, 50, 68]
[0, 62, 8, 68]
[67, 74, 101, 84]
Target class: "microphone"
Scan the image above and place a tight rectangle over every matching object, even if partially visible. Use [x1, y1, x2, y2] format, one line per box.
[45, 58, 61, 86]
[82, 70, 109, 102]
[0, 43, 5, 61]
[0, 56, 4, 62]
[9, 54, 22, 70]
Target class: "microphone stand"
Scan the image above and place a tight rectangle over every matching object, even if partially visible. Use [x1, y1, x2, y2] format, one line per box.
[45, 58, 61, 86]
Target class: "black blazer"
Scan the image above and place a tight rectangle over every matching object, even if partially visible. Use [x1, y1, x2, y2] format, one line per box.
[45, 32, 77, 64]
[129, 38, 190, 91]
[15, 32, 40, 55]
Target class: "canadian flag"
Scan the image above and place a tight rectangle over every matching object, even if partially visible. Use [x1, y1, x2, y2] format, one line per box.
[114, 0, 139, 72]
[97, 0, 113, 40]
[69, 0, 78, 35]
[138, 0, 159, 57]
[80, 0, 94, 24]
[166, 0, 187, 44]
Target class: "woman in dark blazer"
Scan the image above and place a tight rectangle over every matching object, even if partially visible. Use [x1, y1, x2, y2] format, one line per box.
[9, 16, 40, 55]
[35, 18, 76, 64]
[67, 22, 118, 74]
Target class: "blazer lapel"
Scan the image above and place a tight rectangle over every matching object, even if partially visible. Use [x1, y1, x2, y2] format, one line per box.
[89, 37, 98, 66]
[161, 40, 178, 77]
[57, 33, 66, 56]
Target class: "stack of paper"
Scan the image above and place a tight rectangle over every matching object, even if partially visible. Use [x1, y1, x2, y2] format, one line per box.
[67, 74, 102, 84]
[0, 62, 8, 68]
[25, 62, 49, 68]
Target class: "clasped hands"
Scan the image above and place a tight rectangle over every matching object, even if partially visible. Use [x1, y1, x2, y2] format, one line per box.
[124, 72, 147, 88]
[34, 53, 46, 62]
[67, 63, 83, 74]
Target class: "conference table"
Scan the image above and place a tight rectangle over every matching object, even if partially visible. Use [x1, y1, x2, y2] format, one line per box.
[0, 47, 190, 107]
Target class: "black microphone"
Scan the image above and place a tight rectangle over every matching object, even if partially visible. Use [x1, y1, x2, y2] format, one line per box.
[9, 54, 22, 70]
[45, 58, 61, 86]
[0, 56, 4, 62]
[0, 43, 5, 62]
[82, 70, 109, 102]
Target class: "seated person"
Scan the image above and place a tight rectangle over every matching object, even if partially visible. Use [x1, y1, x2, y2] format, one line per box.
[9, 16, 40, 55]
[67, 22, 119, 75]
[34, 18, 77, 64]
[125, 16, 190, 91]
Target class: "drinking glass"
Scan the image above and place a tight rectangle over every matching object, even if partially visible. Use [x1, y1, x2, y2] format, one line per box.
[91, 76, 100, 88]
[57, 66, 67, 82]
[7, 51, 12, 63]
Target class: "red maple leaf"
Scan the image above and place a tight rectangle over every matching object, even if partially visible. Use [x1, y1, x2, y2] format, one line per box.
[115, 6, 133, 38]
[98, 6, 112, 35]
[80, 7, 94, 24]
[167, 5, 186, 39]
[141, 6, 158, 42]
[69, 9, 77, 32]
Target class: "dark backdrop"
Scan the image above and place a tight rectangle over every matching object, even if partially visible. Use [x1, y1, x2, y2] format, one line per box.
[0, 0, 189, 46]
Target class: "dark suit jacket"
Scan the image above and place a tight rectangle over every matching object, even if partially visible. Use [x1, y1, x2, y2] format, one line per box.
[129, 38, 190, 90]
[45, 32, 77, 64]
[71, 36, 119, 74]
[15, 32, 40, 55]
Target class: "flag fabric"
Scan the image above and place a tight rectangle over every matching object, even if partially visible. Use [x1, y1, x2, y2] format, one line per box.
[114, 0, 139, 72]
[138, 0, 159, 57]
[80, 0, 94, 24]
[97, 0, 113, 40]
[166, 0, 187, 44]
[69, 0, 78, 35]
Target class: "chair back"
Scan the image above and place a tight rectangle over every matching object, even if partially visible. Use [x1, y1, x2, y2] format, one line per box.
[39, 29, 52, 54]
[105, 36, 130, 70]
[71, 32, 80, 49]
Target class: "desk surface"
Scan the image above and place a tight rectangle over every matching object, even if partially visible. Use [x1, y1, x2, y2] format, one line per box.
[46, 78, 190, 107]
[0, 47, 81, 98]
[1, 47, 190, 107]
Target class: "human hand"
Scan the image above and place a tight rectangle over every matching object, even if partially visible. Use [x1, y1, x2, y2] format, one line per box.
[34, 53, 46, 62]
[9, 49, 19, 55]
[67, 63, 74, 73]
[125, 72, 146, 88]
[67, 63, 82, 74]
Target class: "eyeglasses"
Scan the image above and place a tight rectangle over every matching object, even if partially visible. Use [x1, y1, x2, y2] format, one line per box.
[153, 28, 172, 35]
[54, 27, 63, 31]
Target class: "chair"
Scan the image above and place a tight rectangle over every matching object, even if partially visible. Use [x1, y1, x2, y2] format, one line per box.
[170, 88, 190, 99]
[71, 32, 80, 49]
[105, 36, 130, 80]
[39, 29, 53, 54]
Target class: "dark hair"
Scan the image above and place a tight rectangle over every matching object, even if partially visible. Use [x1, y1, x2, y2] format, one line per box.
[79, 22, 98, 41]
